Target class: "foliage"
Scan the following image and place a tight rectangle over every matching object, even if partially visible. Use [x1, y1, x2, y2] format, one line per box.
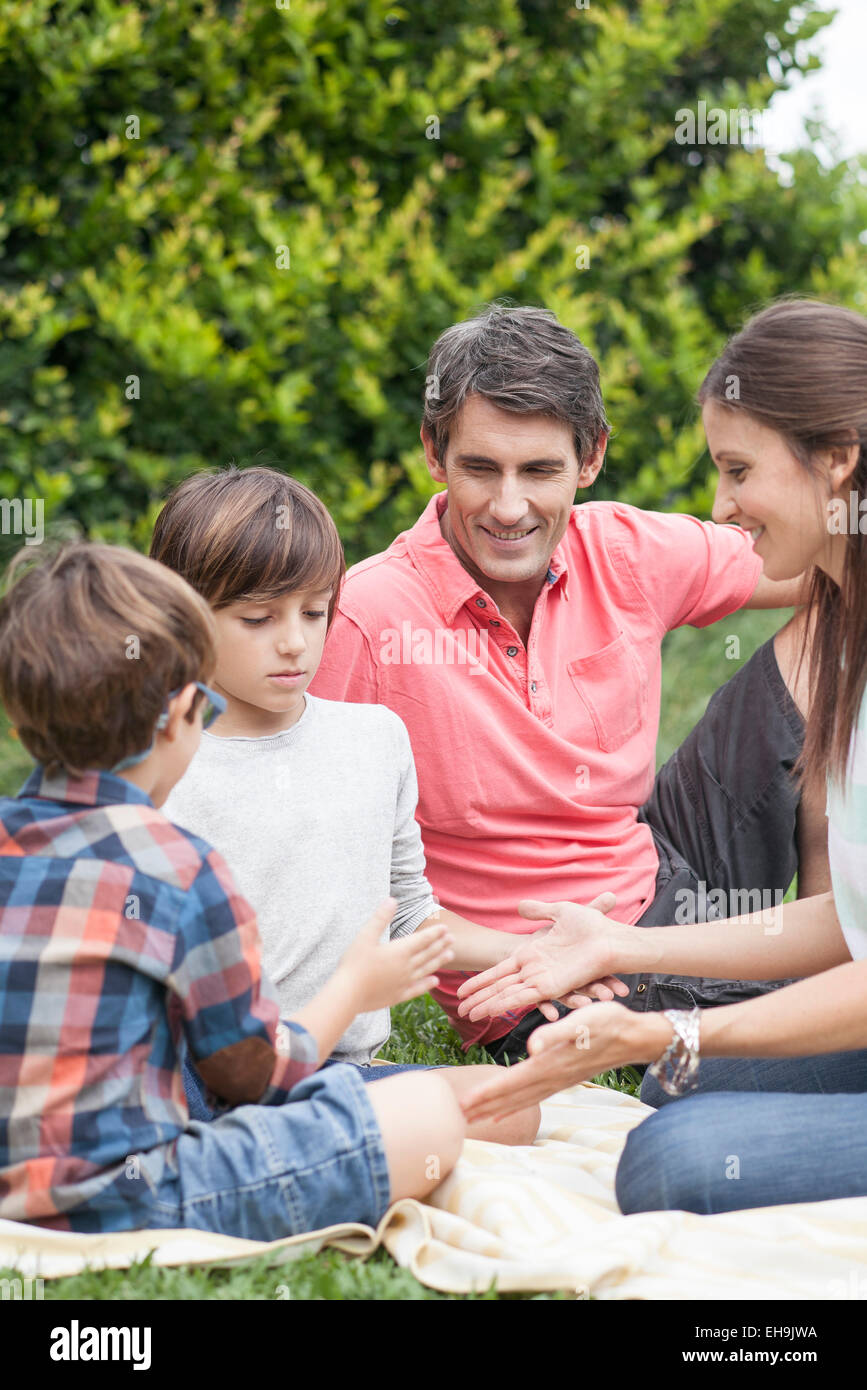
[0, 0, 865, 564]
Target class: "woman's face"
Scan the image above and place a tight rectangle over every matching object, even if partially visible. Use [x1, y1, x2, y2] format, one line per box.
[704, 400, 837, 582]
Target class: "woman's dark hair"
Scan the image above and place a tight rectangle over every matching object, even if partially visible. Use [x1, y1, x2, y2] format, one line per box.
[699, 298, 867, 788]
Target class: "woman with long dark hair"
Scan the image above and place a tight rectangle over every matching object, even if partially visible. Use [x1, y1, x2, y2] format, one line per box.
[457, 298, 867, 1214]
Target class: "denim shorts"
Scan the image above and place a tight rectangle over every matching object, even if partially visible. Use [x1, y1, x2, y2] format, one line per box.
[321, 1058, 444, 1083]
[129, 1062, 392, 1240]
[182, 1053, 439, 1123]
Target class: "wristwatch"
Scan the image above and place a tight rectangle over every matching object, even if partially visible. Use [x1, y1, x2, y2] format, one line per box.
[646, 1007, 701, 1096]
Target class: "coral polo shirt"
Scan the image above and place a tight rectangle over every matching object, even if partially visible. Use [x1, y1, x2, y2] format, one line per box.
[310, 493, 762, 1047]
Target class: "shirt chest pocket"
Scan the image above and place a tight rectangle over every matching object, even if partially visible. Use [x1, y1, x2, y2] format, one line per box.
[566, 631, 648, 752]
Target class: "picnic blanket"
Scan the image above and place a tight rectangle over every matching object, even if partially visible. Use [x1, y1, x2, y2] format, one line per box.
[3, 1082, 867, 1298]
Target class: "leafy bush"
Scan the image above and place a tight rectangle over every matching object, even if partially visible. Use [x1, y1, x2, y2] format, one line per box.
[1, 0, 865, 566]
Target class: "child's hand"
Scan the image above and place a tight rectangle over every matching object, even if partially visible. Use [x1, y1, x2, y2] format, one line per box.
[339, 899, 455, 1013]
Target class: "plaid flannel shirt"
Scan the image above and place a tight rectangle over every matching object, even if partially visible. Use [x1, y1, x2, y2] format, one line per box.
[0, 766, 318, 1229]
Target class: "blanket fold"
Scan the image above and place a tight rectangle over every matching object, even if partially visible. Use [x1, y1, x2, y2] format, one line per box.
[2, 1083, 865, 1299]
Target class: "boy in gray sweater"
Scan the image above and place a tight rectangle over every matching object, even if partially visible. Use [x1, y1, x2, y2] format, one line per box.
[152, 465, 545, 1144]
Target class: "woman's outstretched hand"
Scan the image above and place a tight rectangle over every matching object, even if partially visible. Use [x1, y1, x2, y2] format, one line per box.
[456, 892, 630, 1023]
[459, 1001, 668, 1123]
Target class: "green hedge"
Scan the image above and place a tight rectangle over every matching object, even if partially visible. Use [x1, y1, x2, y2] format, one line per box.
[1, 0, 865, 565]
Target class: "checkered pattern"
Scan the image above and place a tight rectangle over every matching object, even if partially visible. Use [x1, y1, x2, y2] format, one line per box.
[0, 767, 318, 1229]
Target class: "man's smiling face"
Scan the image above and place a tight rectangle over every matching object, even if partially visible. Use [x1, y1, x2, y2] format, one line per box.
[421, 395, 606, 588]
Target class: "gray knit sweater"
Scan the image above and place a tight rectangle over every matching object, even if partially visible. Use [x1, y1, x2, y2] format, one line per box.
[163, 694, 437, 1063]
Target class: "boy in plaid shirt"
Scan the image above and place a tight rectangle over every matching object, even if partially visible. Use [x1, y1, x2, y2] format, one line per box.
[0, 543, 463, 1236]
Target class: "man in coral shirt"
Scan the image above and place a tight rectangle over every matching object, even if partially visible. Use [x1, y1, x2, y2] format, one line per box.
[310, 305, 828, 1062]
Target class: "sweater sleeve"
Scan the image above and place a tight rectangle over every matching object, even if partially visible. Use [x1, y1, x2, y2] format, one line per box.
[386, 713, 438, 939]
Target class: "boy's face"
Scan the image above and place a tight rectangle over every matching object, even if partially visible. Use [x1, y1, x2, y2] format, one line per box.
[210, 587, 333, 733]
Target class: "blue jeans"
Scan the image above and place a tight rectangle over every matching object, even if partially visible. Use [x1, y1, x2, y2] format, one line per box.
[69, 1063, 392, 1238]
[616, 1049, 867, 1215]
[182, 1054, 438, 1122]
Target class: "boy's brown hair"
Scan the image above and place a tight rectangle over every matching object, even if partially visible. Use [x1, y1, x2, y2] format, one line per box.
[0, 543, 217, 778]
[149, 466, 345, 623]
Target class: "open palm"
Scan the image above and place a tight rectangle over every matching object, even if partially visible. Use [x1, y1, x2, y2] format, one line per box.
[456, 892, 629, 1022]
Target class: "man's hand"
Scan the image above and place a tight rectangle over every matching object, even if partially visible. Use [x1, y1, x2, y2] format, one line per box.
[456, 892, 630, 1022]
[338, 900, 456, 1013]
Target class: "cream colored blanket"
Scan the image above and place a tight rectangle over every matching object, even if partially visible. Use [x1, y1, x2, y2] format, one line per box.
[3, 1083, 866, 1299]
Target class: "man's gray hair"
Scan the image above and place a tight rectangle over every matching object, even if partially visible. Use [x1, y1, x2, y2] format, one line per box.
[422, 303, 610, 465]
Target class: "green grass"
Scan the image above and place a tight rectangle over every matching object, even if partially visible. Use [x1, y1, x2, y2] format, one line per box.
[1, 1247, 525, 1301]
[656, 607, 788, 768]
[0, 607, 793, 1298]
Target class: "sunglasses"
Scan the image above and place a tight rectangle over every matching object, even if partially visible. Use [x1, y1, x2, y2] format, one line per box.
[111, 682, 226, 774]
[179, 682, 225, 733]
